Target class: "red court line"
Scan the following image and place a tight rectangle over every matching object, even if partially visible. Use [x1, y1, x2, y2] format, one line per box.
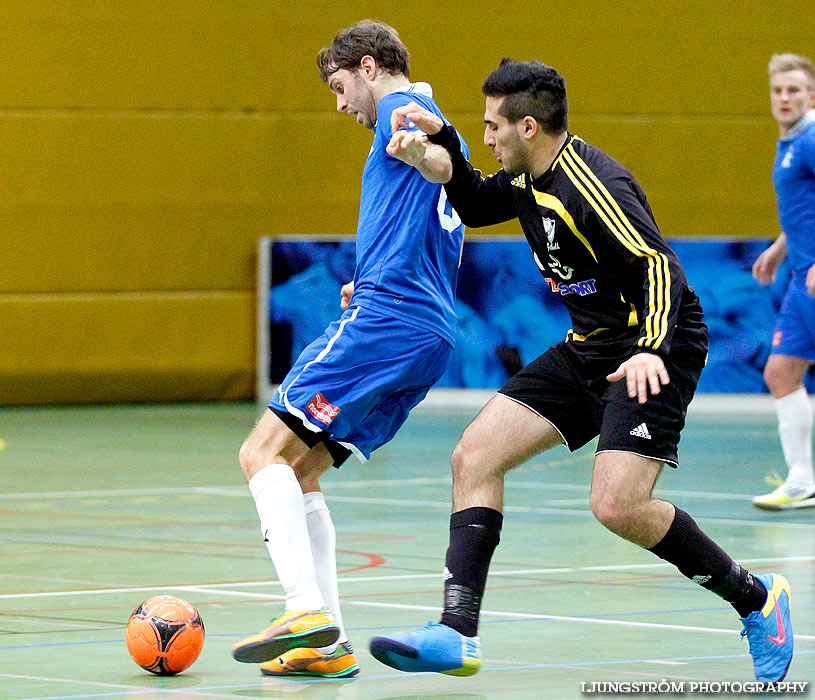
[337, 549, 386, 574]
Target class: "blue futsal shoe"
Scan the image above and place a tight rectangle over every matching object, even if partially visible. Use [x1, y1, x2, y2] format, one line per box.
[369, 621, 481, 676]
[740, 573, 793, 683]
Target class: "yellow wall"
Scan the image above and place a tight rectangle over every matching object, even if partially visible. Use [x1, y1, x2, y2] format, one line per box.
[0, 2, 808, 403]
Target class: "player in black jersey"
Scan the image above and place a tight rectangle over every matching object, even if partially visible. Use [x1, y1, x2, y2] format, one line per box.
[368, 59, 794, 684]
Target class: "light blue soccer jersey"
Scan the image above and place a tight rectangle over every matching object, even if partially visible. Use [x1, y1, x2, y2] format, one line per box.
[773, 109, 815, 271]
[770, 109, 815, 360]
[351, 84, 469, 346]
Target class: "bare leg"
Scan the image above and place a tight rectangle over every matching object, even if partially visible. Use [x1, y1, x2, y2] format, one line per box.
[590, 451, 671, 548]
[292, 442, 334, 493]
[591, 450, 770, 624]
[451, 394, 564, 512]
[239, 409, 314, 482]
[438, 394, 563, 637]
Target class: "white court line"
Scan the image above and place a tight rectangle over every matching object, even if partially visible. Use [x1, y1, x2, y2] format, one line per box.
[508, 481, 768, 502]
[328, 494, 595, 517]
[0, 585, 226, 601]
[181, 586, 284, 600]
[345, 600, 765, 638]
[28, 576, 803, 644]
[3, 483, 812, 530]
[5, 555, 814, 646]
[0, 479, 772, 502]
[0, 486, 230, 501]
[0, 480, 446, 501]
[1, 554, 810, 601]
[179, 591, 815, 642]
[2, 481, 812, 529]
[0, 555, 810, 600]
[324, 495, 815, 529]
[0, 673, 247, 699]
[0, 673, 147, 691]
[5, 485, 812, 531]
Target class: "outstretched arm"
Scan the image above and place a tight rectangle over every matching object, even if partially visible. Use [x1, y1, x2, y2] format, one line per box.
[386, 130, 452, 183]
[390, 101, 445, 136]
[388, 101, 518, 228]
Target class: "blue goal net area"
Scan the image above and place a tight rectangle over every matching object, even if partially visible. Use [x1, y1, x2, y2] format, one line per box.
[258, 236, 815, 395]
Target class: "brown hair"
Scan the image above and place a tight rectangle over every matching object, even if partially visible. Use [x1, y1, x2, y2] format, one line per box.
[768, 53, 815, 90]
[318, 20, 410, 82]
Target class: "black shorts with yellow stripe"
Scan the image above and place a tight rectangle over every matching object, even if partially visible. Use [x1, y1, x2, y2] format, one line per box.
[497, 341, 705, 467]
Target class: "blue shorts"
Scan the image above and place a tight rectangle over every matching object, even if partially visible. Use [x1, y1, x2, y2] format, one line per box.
[271, 305, 452, 464]
[771, 271, 815, 361]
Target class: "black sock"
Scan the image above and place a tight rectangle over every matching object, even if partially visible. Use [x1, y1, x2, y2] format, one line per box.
[439, 507, 503, 637]
[649, 507, 766, 618]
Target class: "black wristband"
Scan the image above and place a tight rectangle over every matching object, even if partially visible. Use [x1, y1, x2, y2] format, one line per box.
[426, 123, 459, 152]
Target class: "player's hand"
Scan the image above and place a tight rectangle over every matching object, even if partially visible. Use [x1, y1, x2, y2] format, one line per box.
[752, 248, 779, 285]
[340, 281, 354, 310]
[752, 240, 785, 285]
[387, 130, 429, 166]
[807, 263, 815, 296]
[606, 352, 670, 404]
[390, 102, 444, 136]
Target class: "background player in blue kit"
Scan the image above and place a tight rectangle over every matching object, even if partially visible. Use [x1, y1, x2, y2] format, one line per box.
[752, 53, 815, 510]
[231, 20, 468, 677]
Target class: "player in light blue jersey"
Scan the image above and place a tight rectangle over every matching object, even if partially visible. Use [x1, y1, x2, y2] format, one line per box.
[752, 53, 815, 509]
[231, 20, 467, 677]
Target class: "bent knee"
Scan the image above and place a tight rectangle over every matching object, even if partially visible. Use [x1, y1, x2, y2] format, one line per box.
[590, 494, 636, 533]
[451, 441, 505, 483]
[451, 441, 479, 479]
[450, 442, 466, 475]
[763, 358, 807, 397]
[763, 364, 786, 394]
[238, 440, 264, 482]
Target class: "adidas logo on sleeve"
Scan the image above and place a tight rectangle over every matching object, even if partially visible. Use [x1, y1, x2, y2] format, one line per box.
[629, 423, 651, 439]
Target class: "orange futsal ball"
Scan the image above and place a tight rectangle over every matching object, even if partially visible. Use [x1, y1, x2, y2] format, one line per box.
[125, 595, 205, 675]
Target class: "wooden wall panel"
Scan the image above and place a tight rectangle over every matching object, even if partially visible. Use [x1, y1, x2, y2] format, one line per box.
[0, 293, 253, 404]
[0, 1, 806, 403]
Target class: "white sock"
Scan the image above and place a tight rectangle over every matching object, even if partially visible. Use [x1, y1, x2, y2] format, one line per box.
[248, 465, 324, 611]
[776, 388, 815, 488]
[304, 491, 347, 651]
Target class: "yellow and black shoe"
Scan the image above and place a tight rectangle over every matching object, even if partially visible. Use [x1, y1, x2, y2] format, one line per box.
[232, 609, 339, 664]
[261, 641, 359, 678]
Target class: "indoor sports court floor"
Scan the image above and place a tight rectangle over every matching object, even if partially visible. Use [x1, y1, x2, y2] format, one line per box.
[0, 401, 812, 699]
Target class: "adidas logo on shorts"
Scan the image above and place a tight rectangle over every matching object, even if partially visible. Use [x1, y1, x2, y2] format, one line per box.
[629, 423, 651, 439]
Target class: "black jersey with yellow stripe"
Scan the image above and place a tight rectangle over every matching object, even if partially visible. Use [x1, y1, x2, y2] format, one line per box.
[442, 132, 707, 379]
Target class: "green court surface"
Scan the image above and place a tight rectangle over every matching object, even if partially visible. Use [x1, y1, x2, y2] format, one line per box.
[0, 402, 811, 699]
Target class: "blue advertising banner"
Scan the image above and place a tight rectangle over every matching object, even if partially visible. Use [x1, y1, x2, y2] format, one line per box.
[265, 237, 815, 393]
